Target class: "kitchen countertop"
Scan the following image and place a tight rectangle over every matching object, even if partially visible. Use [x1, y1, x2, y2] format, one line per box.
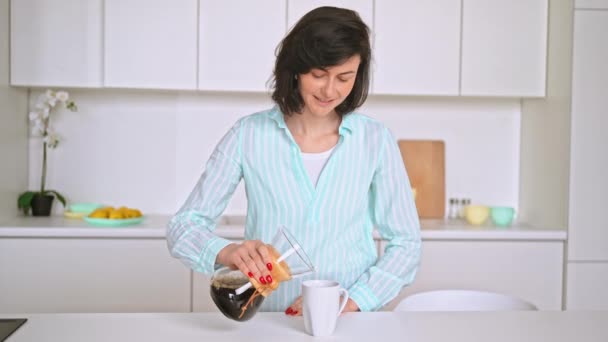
[0, 215, 567, 241]
[1, 311, 606, 342]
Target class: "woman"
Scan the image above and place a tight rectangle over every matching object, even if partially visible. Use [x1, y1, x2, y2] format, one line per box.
[167, 6, 421, 315]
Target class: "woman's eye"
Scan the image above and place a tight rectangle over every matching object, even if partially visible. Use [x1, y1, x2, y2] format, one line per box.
[312, 73, 324, 79]
[338, 78, 348, 82]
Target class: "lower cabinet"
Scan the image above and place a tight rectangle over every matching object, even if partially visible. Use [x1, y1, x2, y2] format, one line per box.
[193, 239, 564, 311]
[566, 262, 608, 310]
[0, 237, 564, 313]
[192, 271, 219, 312]
[380, 240, 564, 311]
[0, 238, 190, 313]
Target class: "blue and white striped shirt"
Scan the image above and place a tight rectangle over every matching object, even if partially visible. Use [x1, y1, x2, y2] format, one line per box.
[167, 106, 421, 312]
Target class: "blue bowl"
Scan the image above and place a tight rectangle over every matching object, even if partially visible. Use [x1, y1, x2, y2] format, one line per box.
[491, 207, 515, 227]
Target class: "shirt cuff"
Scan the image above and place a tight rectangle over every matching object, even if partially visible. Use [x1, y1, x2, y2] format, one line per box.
[197, 236, 233, 274]
[348, 281, 381, 312]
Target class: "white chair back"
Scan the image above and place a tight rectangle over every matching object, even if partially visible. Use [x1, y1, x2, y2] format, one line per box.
[394, 290, 537, 312]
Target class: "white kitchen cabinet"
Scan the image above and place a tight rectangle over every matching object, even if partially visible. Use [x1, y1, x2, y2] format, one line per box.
[192, 237, 563, 312]
[287, 1, 373, 31]
[575, 0, 608, 9]
[568, 10, 608, 262]
[198, 0, 286, 92]
[0, 238, 191, 313]
[566, 262, 608, 310]
[192, 238, 242, 312]
[10, 0, 103, 87]
[192, 272, 220, 312]
[373, 0, 460, 95]
[104, 0, 197, 90]
[461, 0, 548, 97]
[565, 9, 608, 310]
[380, 240, 564, 310]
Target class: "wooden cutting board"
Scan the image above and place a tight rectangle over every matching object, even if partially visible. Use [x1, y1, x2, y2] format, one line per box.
[398, 140, 445, 219]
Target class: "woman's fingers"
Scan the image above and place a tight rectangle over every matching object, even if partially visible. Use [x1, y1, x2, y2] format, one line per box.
[342, 298, 360, 313]
[225, 240, 272, 284]
[216, 240, 276, 285]
[248, 243, 273, 284]
[241, 244, 272, 284]
[236, 247, 262, 282]
[285, 296, 303, 316]
[257, 244, 273, 272]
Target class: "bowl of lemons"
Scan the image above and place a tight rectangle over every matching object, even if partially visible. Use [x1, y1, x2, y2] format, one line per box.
[83, 206, 144, 227]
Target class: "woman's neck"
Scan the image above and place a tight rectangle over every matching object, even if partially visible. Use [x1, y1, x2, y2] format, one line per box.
[285, 111, 341, 138]
[285, 111, 341, 153]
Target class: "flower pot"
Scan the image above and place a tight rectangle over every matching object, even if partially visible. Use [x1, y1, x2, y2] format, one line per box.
[31, 194, 54, 216]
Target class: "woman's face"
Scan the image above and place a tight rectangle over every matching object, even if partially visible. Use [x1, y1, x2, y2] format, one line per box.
[298, 54, 361, 118]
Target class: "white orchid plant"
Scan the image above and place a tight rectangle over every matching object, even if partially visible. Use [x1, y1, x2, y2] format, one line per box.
[18, 90, 78, 215]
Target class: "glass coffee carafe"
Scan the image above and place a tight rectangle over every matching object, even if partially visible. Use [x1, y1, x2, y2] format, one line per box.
[210, 226, 315, 321]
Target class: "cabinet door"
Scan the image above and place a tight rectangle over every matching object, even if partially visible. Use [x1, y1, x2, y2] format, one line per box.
[379, 240, 563, 310]
[373, 0, 460, 95]
[287, 1, 373, 30]
[10, 0, 103, 87]
[566, 262, 608, 310]
[198, 0, 286, 91]
[461, 0, 548, 97]
[192, 271, 220, 312]
[104, 0, 197, 90]
[575, 0, 608, 9]
[569, 10, 608, 261]
[0, 238, 191, 313]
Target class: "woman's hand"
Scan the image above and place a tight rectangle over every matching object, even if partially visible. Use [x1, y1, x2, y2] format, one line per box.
[285, 296, 360, 316]
[216, 240, 274, 285]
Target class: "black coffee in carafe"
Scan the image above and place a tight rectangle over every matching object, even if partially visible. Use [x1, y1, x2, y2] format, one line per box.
[210, 271, 265, 322]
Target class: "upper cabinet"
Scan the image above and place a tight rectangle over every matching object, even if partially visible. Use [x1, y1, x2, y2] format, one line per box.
[198, 0, 285, 92]
[373, 0, 461, 95]
[10, 0, 548, 97]
[461, 0, 548, 97]
[10, 0, 103, 87]
[104, 0, 198, 90]
[287, 0, 373, 31]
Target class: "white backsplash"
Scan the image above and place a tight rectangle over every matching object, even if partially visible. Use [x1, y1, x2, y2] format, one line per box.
[27, 89, 520, 216]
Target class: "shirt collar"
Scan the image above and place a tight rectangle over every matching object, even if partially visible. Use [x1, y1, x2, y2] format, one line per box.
[268, 106, 355, 136]
[268, 106, 288, 129]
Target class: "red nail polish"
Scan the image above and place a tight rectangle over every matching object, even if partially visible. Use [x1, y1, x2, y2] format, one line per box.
[266, 275, 272, 283]
[267, 263, 273, 271]
[285, 307, 293, 314]
[247, 272, 254, 278]
[259, 276, 266, 285]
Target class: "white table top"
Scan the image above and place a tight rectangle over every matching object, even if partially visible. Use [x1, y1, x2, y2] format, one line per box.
[0, 214, 567, 241]
[2, 311, 606, 342]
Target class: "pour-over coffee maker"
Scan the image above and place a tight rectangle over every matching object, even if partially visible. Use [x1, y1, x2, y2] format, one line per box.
[210, 226, 315, 321]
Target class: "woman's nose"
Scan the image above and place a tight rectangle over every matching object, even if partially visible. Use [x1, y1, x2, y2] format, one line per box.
[321, 79, 337, 98]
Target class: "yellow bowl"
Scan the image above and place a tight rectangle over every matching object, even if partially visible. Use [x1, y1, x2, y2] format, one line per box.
[465, 205, 490, 225]
[64, 211, 87, 219]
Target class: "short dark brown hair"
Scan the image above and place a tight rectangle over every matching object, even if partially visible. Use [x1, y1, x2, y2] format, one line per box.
[271, 6, 371, 116]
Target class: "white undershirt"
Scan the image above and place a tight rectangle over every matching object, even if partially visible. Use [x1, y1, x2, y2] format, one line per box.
[301, 146, 336, 187]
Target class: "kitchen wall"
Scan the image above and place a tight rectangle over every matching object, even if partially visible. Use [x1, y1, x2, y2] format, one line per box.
[0, 0, 28, 221]
[26, 88, 521, 216]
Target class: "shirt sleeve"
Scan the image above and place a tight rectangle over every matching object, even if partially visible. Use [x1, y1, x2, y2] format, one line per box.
[166, 119, 243, 275]
[348, 127, 422, 311]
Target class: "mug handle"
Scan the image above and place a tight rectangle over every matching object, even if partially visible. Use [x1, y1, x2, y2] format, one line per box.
[337, 288, 349, 316]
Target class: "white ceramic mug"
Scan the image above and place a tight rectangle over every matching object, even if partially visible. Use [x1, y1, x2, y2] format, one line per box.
[302, 280, 349, 337]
